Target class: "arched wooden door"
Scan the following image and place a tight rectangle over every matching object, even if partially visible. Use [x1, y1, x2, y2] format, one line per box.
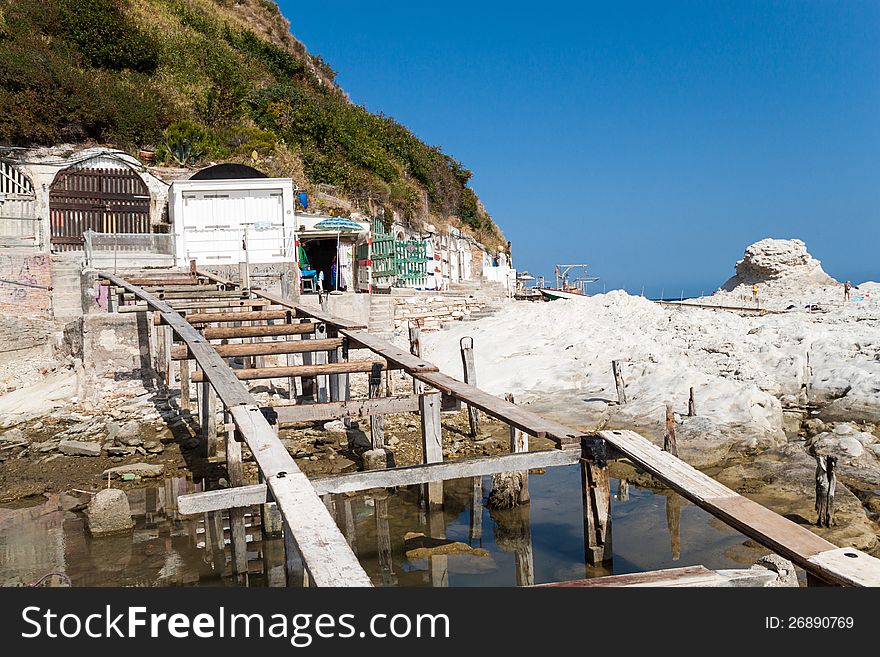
[49, 166, 151, 250]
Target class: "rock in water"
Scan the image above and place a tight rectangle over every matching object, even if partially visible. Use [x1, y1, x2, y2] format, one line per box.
[486, 471, 525, 510]
[86, 488, 134, 535]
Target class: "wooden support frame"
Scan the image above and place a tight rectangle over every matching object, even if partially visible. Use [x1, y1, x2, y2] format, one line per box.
[181, 267, 880, 588]
[190, 360, 391, 382]
[98, 271, 370, 587]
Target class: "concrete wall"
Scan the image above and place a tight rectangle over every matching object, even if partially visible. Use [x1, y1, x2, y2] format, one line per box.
[0, 314, 53, 366]
[0, 251, 51, 318]
[81, 313, 155, 387]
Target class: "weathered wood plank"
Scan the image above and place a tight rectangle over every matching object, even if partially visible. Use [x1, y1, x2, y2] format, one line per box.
[159, 309, 293, 325]
[98, 272, 370, 587]
[535, 565, 778, 588]
[178, 449, 580, 512]
[272, 395, 420, 424]
[171, 338, 345, 360]
[117, 299, 275, 313]
[341, 329, 440, 373]
[200, 323, 317, 340]
[191, 360, 391, 382]
[806, 547, 880, 587]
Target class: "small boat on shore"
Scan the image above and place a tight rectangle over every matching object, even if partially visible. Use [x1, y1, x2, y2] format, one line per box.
[538, 264, 599, 301]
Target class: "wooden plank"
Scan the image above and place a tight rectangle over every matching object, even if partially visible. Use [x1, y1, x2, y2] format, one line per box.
[190, 360, 391, 382]
[177, 449, 580, 512]
[806, 548, 880, 587]
[414, 371, 585, 446]
[459, 337, 480, 437]
[341, 329, 440, 373]
[117, 299, 275, 313]
[535, 565, 778, 588]
[272, 395, 421, 424]
[158, 309, 293, 325]
[171, 338, 344, 361]
[599, 429, 735, 501]
[98, 272, 370, 587]
[122, 289, 248, 301]
[200, 323, 317, 340]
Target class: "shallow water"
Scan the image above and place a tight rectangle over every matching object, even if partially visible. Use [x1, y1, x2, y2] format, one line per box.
[0, 465, 761, 587]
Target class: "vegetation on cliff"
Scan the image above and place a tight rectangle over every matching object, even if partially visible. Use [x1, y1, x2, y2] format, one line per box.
[0, 0, 503, 246]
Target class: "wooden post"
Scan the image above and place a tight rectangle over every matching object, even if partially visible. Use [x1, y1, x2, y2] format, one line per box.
[664, 404, 678, 456]
[328, 328, 340, 402]
[339, 497, 359, 555]
[469, 477, 483, 544]
[300, 318, 316, 402]
[612, 360, 626, 404]
[488, 393, 529, 508]
[179, 359, 191, 412]
[315, 322, 329, 403]
[375, 493, 395, 585]
[161, 325, 173, 389]
[369, 362, 385, 449]
[420, 391, 443, 510]
[409, 325, 424, 394]
[460, 336, 481, 437]
[515, 506, 535, 587]
[283, 517, 307, 587]
[616, 478, 630, 502]
[688, 386, 697, 417]
[225, 410, 248, 581]
[815, 454, 837, 528]
[340, 337, 351, 428]
[205, 510, 226, 573]
[285, 311, 297, 401]
[580, 436, 613, 573]
[201, 382, 218, 459]
[666, 493, 682, 561]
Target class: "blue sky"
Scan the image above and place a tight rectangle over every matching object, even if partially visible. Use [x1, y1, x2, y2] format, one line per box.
[278, 1, 879, 296]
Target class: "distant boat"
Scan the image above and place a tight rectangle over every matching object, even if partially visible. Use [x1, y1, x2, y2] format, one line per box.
[538, 288, 589, 301]
[538, 264, 599, 301]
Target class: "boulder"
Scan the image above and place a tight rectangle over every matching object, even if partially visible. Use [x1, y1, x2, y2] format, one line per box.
[86, 488, 134, 535]
[362, 448, 392, 470]
[59, 439, 102, 457]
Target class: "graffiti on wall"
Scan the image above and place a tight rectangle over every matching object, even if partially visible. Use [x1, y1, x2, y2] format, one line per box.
[0, 253, 51, 318]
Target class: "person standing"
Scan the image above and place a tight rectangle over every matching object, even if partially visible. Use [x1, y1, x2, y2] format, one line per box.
[844, 280, 852, 301]
[752, 283, 759, 304]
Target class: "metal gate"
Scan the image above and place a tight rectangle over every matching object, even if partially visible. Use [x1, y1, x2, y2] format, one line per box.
[49, 166, 151, 250]
[0, 162, 38, 247]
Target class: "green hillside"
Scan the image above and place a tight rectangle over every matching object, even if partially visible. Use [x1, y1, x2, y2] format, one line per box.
[0, 0, 503, 247]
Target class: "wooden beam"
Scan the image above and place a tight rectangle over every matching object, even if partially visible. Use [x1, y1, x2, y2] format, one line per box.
[340, 329, 440, 373]
[420, 391, 444, 509]
[596, 429, 880, 586]
[122, 289, 248, 301]
[369, 362, 385, 449]
[190, 360, 391, 382]
[117, 299, 275, 313]
[177, 448, 581, 513]
[199, 323, 317, 340]
[171, 338, 344, 360]
[158, 309, 293, 325]
[272, 395, 421, 424]
[535, 565, 780, 588]
[98, 272, 370, 587]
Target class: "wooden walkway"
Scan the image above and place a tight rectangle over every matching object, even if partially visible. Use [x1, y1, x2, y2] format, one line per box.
[93, 266, 880, 587]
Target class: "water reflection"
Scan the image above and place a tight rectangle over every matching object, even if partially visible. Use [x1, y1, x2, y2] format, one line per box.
[0, 466, 761, 587]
